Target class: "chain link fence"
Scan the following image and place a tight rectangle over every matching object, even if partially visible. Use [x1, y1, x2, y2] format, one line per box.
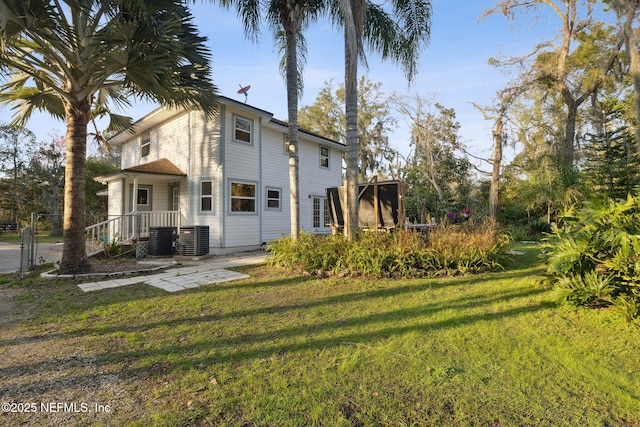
[19, 213, 109, 277]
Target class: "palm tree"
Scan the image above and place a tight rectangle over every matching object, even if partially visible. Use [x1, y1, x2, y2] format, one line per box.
[216, 0, 430, 241]
[335, 0, 432, 239]
[0, 0, 218, 274]
[216, 0, 324, 240]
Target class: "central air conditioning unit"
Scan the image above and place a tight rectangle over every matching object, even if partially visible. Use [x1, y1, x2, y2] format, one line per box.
[178, 226, 209, 256]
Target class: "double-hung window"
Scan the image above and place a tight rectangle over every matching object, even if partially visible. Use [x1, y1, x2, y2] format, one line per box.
[200, 180, 213, 212]
[231, 182, 256, 212]
[320, 146, 329, 168]
[234, 116, 252, 143]
[266, 188, 281, 209]
[141, 132, 151, 157]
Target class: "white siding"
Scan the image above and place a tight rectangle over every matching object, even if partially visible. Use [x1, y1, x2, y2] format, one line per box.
[110, 99, 344, 252]
[223, 106, 262, 247]
[108, 179, 125, 216]
[261, 127, 290, 242]
[298, 137, 343, 232]
[189, 111, 223, 247]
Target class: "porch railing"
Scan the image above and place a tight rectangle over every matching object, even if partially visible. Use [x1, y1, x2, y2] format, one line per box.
[85, 211, 181, 257]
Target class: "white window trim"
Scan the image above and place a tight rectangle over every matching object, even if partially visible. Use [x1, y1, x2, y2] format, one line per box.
[312, 196, 331, 230]
[137, 188, 150, 206]
[141, 132, 151, 158]
[265, 187, 282, 211]
[233, 114, 253, 145]
[320, 145, 330, 169]
[200, 180, 214, 214]
[229, 180, 258, 215]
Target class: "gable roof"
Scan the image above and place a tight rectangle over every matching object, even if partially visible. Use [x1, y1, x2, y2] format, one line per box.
[107, 96, 345, 150]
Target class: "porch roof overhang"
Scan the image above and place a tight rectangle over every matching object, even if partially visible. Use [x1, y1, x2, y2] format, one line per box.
[94, 158, 187, 184]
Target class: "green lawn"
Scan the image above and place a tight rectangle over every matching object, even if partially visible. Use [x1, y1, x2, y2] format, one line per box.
[0, 232, 62, 244]
[2, 244, 640, 426]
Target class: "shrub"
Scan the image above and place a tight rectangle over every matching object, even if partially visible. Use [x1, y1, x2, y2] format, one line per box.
[541, 194, 640, 321]
[267, 221, 510, 278]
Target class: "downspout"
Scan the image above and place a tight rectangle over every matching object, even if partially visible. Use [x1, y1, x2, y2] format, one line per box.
[186, 110, 193, 228]
[220, 105, 226, 248]
[259, 116, 263, 245]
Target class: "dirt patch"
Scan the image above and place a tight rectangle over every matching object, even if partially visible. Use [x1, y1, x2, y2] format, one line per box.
[0, 288, 31, 326]
[0, 250, 268, 426]
[0, 284, 145, 426]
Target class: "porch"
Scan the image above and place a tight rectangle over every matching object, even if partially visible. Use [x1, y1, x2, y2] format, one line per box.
[92, 158, 189, 258]
[85, 211, 181, 257]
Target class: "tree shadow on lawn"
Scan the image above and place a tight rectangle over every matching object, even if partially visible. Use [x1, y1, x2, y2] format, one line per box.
[1, 248, 553, 396]
[1, 281, 553, 395]
[115, 286, 552, 371]
[0, 273, 315, 347]
[0, 263, 544, 349]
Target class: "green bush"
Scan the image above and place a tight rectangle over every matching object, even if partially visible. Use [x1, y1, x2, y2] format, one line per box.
[541, 194, 640, 321]
[267, 221, 510, 278]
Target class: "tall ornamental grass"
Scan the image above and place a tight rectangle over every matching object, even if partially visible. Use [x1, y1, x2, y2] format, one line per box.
[267, 221, 510, 278]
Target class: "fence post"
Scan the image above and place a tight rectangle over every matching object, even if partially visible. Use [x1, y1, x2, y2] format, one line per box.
[19, 226, 30, 279]
[29, 213, 36, 268]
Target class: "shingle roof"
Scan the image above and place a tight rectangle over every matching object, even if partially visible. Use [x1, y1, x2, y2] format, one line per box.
[122, 159, 186, 176]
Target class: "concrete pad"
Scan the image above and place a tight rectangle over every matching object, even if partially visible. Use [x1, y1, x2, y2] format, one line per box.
[151, 282, 185, 292]
[78, 283, 104, 292]
[74, 252, 268, 293]
[98, 280, 126, 289]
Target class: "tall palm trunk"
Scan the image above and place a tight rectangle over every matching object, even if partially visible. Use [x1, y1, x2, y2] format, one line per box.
[280, 0, 302, 240]
[343, 0, 360, 241]
[59, 100, 91, 274]
[286, 27, 300, 240]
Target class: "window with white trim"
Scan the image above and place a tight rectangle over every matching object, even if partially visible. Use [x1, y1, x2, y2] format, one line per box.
[141, 132, 151, 157]
[320, 146, 329, 168]
[266, 188, 281, 209]
[200, 180, 213, 212]
[137, 188, 149, 206]
[324, 197, 330, 227]
[234, 116, 252, 143]
[313, 197, 331, 228]
[231, 182, 256, 212]
[171, 185, 180, 211]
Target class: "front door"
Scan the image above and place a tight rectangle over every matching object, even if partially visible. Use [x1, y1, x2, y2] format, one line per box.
[129, 184, 153, 212]
[170, 184, 180, 211]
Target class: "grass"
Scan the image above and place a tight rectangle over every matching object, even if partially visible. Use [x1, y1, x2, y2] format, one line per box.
[0, 232, 62, 244]
[2, 243, 640, 426]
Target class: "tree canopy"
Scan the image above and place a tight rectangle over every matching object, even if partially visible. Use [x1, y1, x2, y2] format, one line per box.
[0, 0, 218, 273]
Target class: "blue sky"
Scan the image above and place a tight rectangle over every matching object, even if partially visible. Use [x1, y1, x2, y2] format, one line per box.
[0, 0, 598, 167]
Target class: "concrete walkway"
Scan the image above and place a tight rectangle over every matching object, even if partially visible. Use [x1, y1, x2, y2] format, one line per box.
[76, 253, 269, 293]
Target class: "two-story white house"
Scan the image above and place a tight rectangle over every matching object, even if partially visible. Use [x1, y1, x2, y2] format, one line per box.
[94, 96, 345, 254]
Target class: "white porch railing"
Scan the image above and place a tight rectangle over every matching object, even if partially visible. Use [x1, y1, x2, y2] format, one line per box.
[85, 211, 181, 257]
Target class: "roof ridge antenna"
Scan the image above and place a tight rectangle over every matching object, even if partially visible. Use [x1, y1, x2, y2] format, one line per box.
[237, 84, 250, 103]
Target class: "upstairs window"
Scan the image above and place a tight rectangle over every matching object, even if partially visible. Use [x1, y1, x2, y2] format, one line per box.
[234, 116, 252, 144]
[320, 146, 329, 168]
[141, 132, 151, 157]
